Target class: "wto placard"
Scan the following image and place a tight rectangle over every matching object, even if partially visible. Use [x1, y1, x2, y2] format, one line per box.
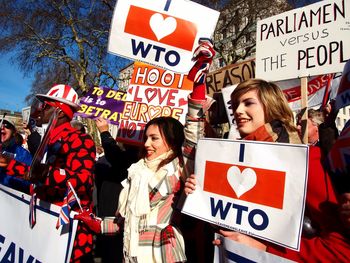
[256, 0, 350, 81]
[0, 184, 77, 263]
[182, 138, 308, 251]
[108, 0, 219, 73]
[213, 234, 295, 263]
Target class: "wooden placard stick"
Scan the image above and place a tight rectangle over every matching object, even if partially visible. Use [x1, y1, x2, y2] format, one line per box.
[300, 76, 308, 144]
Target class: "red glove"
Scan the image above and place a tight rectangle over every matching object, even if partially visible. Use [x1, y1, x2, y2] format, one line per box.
[74, 210, 102, 234]
[187, 38, 215, 84]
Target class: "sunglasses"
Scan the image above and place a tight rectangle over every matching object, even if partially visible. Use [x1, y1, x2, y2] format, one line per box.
[1, 122, 14, 129]
[37, 102, 52, 111]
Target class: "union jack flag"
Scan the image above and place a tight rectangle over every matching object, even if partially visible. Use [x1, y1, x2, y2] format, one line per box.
[327, 121, 350, 194]
[56, 182, 79, 229]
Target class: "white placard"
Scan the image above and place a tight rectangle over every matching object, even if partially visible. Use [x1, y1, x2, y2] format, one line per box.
[0, 184, 77, 263]
[256, 0, 350, 81]
[182, 138, 308, 250]
[108, 0, 219, 73]
[22, 106, 31, 124]
[213, 233, 295, 263]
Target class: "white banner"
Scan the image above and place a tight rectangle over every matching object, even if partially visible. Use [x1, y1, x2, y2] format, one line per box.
[108, 0, 219, 73]
[276, 73, 341, 111]
[0, 184, 77, 263]
[256, 0, 350, 81]
[213, 233, 295, 263]
[182, 138, 308, 251]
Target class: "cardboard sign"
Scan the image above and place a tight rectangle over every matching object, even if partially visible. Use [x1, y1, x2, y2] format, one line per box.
[117, 62, 191, 144]
[213, 234, 295, 263]
[182, 138, 308, 250]
[75, 87, 126, 125]
[108, 0, 219, 73]
[256, 0, 350, 81]
[206, 59, 256, 96]
[0, 184, 77, 263]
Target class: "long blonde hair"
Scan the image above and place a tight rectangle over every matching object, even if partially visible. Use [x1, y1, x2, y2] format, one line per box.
[230, 79, 298, 133]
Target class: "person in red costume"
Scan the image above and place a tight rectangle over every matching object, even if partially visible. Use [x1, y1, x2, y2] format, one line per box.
[185, 79, 350, 262]
[0, 84, 96, 263]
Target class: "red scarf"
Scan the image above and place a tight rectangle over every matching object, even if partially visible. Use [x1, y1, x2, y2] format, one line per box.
[243, 120, 301, 144]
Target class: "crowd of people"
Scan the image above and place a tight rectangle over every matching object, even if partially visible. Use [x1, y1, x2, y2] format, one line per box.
[0, 37, 349, 263]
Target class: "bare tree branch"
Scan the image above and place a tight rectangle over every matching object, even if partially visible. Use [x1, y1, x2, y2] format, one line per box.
[0, 0, 129, 103]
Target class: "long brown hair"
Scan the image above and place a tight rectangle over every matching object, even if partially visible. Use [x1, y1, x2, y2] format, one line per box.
[141, 117, 184, 170]
[231, 79, 298, 133]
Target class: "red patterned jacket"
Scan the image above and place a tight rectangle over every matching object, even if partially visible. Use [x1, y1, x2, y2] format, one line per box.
[5, 122, 96, 262]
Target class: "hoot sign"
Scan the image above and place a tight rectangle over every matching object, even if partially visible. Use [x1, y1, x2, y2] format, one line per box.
[108, 0, 219, 73]
[117, 62, 192, 144]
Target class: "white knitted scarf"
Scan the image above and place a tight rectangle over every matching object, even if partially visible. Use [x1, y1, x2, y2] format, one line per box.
[118, 151, 173, 258]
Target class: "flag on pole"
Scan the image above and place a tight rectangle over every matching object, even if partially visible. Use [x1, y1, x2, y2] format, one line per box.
[56, 182, 79, 229]
[320, 73, 335, 109]
[29, 184, 37, 228]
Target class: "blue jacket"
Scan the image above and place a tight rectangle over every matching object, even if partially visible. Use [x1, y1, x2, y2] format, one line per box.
[0, 138, 32, 193]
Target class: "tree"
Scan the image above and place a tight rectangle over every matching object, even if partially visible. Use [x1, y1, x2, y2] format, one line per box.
[0, 0, 130, 104]
[213, 0, 291, 66]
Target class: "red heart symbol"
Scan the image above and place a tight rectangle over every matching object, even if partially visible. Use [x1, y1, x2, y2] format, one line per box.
[178, 98, 187, 107]
[145, 88, 157, 103]
[128, 87, 133, 94]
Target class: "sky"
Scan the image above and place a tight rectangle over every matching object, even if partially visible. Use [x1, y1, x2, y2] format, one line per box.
[0, 53, 33, 112]
[0, 0, 322, 113]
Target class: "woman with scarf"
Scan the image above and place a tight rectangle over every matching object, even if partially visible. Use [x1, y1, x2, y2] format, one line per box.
[75, 38, 216, 263]
[76, 113, 213, 262]
[185, 78, 350, 262]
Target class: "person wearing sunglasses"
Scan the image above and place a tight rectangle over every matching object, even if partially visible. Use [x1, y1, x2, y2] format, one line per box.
[0, 84, 96, 262]
[0, 118, 32, 193]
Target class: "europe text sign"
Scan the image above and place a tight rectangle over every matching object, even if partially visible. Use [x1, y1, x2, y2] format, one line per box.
[117, 62, 192, 144]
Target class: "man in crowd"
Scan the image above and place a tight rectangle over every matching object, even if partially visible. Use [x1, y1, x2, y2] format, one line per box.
[0, 84, 96, 262]
[297, 108, 324, 145]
